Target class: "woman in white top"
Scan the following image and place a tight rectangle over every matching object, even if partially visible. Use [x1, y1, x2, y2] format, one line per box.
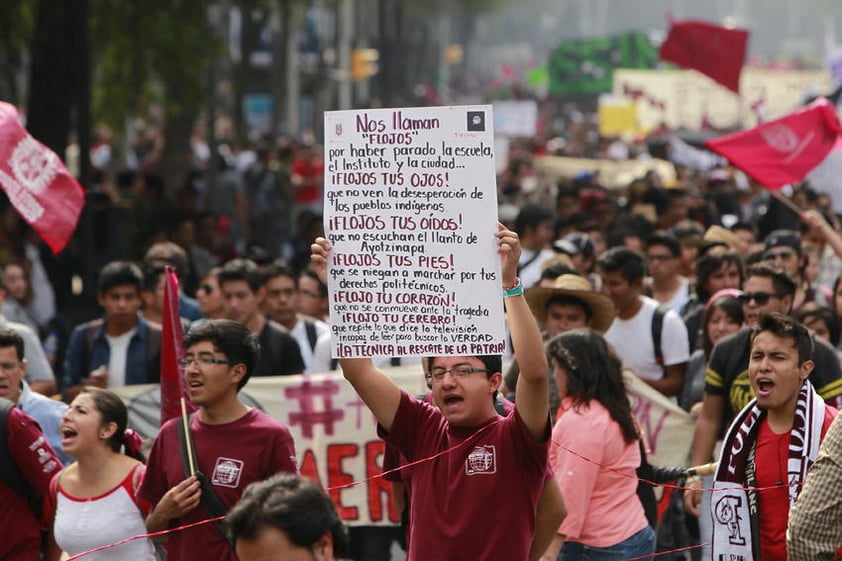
[48, 387, 158, 561]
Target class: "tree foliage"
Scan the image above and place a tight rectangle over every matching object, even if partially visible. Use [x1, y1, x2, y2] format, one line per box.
[90, 0, 220, 130]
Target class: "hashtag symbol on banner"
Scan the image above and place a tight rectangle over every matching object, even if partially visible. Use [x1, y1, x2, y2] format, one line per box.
[285, 380, 345, 438]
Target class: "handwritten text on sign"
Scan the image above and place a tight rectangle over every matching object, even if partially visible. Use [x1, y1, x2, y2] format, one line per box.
[324, 106, 505, 358]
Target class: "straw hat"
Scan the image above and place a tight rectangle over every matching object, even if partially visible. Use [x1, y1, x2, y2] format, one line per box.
[525, 274, 616, 333]
[703, 225, 746, 253]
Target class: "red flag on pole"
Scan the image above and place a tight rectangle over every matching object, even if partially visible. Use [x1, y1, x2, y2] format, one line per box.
[0, 102, 85, 254]
[659, 19, 749, 93]
[705, 99, 842, 190]
[160, 266, 195, 424]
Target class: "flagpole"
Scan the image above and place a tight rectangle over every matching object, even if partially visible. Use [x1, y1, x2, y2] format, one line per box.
[770, 189, 804, 216]
[180, 397, 196, 476]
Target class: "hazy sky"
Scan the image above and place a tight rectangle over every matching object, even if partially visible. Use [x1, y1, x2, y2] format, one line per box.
[475, 0, 842, 63]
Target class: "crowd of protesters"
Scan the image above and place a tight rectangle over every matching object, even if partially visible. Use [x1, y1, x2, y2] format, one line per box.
[3, 98, 842, 560]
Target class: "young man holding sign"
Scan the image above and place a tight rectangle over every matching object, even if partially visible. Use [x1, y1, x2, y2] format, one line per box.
[310, 224, 551, 561]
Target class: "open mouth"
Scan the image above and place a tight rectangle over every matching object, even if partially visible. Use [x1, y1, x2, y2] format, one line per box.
[60, 427, 78, 445]
[442, 395, 464, 410]
[756, 379, 774, 395]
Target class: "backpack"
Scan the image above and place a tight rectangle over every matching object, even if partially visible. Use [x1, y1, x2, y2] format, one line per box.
[651, 304, 668, 370]
[0, 398, 43, 518]
[304, 319, 319, 352]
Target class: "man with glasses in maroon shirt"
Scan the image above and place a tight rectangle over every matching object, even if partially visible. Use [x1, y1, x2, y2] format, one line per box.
[310, 225, 551, 561]
[139, 320, 298, 561]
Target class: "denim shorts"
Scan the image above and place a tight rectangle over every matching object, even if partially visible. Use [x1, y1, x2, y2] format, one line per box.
[559, 525, 656, 561]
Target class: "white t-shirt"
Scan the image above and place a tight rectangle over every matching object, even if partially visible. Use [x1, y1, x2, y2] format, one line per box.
[106, 328, 137, 387]
[660, 277, 692, 315]
[290, 317, 330, 374]
[518, 248, 556, 289]
[310, 331, 336, 374]
[604, 297, 689, 381]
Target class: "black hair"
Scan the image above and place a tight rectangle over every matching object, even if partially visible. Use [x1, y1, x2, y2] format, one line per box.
[796, 303, 840, 348]
[144, 241, 189, 277]
[545, 294, 592, 321]
[546, 329, 638, 443]
[745, 262, 797, 298]
[514, 203, 554, 236]
[79, 387, 146, 462]
[645, 230, 681, 257]
[141, 261, 167, 293]
[227, 473, 349, 556]
[97, 261, 144, 294]
[539, 262, 578, 283]
[263, 261, 296, 284]
[702, 295, 745, 357]
[184, 319, 260, 391]
[597, 247, 647, 284]
[695, 251, 744, 303]
[299, 269, 328, 298]
[219, 258, 264, 293]
[0, 327, 24, 361]
[750, 312, 814, 366]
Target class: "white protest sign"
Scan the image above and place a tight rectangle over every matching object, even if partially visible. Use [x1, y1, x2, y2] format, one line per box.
[323, 105, 505, 359]
[492, 100, 538, 138]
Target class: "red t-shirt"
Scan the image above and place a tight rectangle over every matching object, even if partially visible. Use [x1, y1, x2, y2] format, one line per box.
[138, 409, 298, 561]
[0, 406, 63, 561]
[291, 158, 324, 204]
[380, 391, 548, 561]
[755, 405, 837, 561]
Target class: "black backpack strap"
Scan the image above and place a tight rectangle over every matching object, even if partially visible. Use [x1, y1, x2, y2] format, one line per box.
[304, 320, 318, 352]
[0, 398, 42, 518]
[651, 305, 668, 367]
[516, 251, 541, 275]
[145, 324, 162, 383]
[177, 414, 233, 546]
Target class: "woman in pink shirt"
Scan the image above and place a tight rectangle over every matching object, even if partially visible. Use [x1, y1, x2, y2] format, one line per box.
[542, 329, 654, 561]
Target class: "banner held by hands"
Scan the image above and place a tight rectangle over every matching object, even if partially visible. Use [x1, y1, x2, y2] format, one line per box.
[0, 102, 85, 254]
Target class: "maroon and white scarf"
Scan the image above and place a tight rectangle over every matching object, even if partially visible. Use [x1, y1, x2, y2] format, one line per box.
[711, 380, 824, 561]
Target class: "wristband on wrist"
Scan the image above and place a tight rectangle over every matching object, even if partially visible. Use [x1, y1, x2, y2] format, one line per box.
[503, 278, 523, 298]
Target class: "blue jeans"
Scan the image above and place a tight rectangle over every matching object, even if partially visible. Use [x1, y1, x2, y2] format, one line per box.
[559, 526, 656, 561]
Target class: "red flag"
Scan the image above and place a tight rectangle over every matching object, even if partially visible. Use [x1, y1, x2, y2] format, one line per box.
[660, 19, 749, 93]
[0, 102, 85, 253]
[705, 99, 842, 190]
[160, 266, 195, 424]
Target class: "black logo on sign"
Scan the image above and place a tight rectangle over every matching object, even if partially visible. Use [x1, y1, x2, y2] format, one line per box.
[467, 111, 485, 132]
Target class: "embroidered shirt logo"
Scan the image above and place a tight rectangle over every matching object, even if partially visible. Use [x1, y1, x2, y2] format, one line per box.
[714, 494, 746, 546]
[465, 445, 496, 475]
[212, 457, 244, 488]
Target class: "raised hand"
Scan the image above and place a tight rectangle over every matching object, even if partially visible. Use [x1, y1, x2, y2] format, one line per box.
[495, 223, 522, 288]
[310, 237, 332, 286]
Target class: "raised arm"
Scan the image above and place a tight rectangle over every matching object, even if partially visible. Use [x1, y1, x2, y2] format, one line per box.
[310, 238, 402, 432]
[802, 209, 842, 261]
[499, 225, 550, 442]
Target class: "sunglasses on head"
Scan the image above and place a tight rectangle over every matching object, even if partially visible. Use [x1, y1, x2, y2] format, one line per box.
[737, 292, 781, 305]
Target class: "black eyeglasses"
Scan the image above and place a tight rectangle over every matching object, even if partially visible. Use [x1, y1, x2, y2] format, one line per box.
[178, 356, 232, 367]
[198, 284, 214, 294]
[425, 364, 491, 383]
[737, 292, 782, 305]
